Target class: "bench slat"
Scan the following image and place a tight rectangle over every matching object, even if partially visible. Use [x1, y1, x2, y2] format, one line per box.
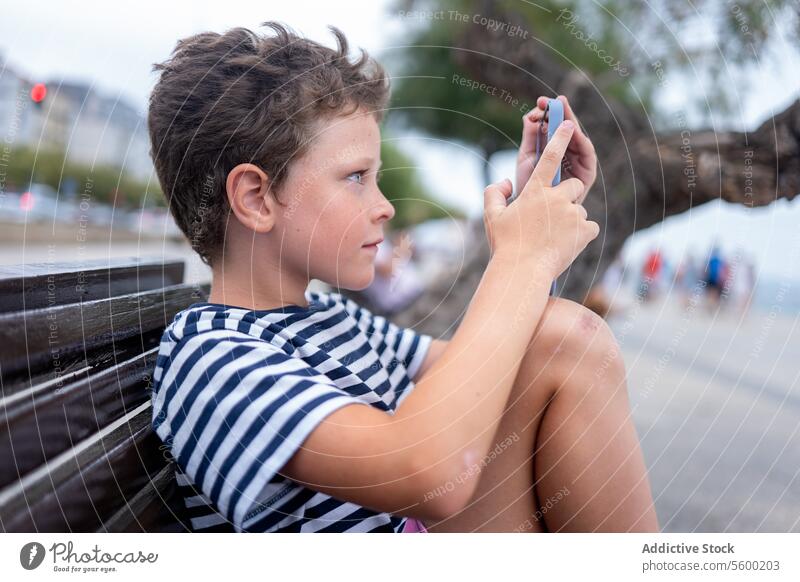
[99, 464, 187, 533]
[0, 259, 207, 533]
[0, 257, 185, 313]
[0, 402, 170, 532]
[0, 348, 158, 490]
[0, 283, 202, 384]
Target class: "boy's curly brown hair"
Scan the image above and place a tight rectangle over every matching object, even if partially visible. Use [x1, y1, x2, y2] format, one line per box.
[147, 22, 390, 266]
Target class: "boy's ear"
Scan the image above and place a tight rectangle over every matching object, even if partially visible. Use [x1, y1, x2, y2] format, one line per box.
[225, 163, 278, 234]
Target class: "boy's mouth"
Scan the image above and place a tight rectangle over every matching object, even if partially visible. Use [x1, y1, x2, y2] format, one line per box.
[362, 237, 383, 248]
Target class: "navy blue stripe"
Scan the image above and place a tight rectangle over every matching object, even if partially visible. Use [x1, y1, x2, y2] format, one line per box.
[302, 498, 346, 522]
[294, 309, 349, 341]
[206, 380, 339, 508]
[325, 323, 363, 351]
[349, 304, 393, 362]
[170, 343, 263, 438]
[225, 392, 350, 515]
[371, 376, 395, 399]
[275, 519, 304, 532]
[315, 507, 381, 532]
[244, 487, 318, 532]
[155, 352, 170, 374]
[392, 374, 413, 407]
[345, 299, 373, 331]
[277, 308, 321, 329]
[178, 351, 302, 483]
[354, 313, 391, 367]
[181, 316, 234, 338]
[191, 357, 324, 487]
[301, 347, 334, 370]
[403, 333, 422, 370]
[374, 317, 393, 356]
[391, 326, 403, 353]
[156, 335, 258, 430]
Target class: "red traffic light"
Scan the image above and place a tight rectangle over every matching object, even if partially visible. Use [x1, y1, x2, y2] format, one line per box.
[31, 83, 47, 103]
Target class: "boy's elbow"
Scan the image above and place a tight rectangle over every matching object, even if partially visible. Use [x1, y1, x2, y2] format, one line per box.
[407, 452, 479, 522]
[424, 487, 474, 522]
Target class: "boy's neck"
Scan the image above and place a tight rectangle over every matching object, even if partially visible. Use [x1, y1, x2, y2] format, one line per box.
[207, 259, 310, 311]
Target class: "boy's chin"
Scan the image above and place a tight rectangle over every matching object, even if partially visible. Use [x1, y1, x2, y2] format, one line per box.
[323, 268, 374, 292]
[347, 271, 375, 291]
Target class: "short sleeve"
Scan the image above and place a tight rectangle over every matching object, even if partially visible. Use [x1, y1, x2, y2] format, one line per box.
[151, 329, 366, 531]
[339, 294, 433, 381]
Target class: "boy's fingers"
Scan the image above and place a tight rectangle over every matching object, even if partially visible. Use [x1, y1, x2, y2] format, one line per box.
[484, 178, 513, 216]
[586, 220, 600, 240]
[557, 177, 586, 202]
[519, 115, 539, 152]
[525, 120, 574, 191]
[557, 95, 588, 139]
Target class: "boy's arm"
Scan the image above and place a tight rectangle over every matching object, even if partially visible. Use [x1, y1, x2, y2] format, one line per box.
[280, 253, 552, 522]
[414, 338, 448, 382]
[280, 121, 594, 523]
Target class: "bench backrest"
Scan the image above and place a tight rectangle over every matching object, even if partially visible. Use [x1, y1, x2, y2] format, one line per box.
[0, 258, 205, 532]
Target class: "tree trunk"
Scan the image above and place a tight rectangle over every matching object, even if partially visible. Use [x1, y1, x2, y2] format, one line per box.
[388, 5, 799, 337]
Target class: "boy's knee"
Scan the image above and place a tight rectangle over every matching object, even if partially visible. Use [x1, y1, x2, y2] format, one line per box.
[532, 297, 625, 384]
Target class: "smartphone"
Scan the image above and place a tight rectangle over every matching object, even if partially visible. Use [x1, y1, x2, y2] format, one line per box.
[508, 97, 565, 201]
[544, 98, 564, 186]
[543, 98, 564, 296]
[510, 98, 565, 295]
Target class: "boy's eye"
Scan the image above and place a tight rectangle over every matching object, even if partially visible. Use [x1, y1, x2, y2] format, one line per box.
[346, 170, 367, 185]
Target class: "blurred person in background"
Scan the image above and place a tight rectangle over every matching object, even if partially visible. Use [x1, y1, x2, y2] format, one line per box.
[675, 254, 701, 309]
[638, 247, 663, 302]
[362, 228, 425, 316]
[726, 250, 758, 318]
[704, 244, 726, 312]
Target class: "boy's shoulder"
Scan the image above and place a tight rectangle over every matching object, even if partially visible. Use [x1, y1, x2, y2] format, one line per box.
[161, 289, 366, 343]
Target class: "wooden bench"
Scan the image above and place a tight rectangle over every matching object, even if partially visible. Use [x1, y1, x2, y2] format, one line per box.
[0, 257, 208, 532]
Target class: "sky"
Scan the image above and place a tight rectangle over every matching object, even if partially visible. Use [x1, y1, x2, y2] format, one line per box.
[1, 0, 798, 281]
[0, 1, 396, 111]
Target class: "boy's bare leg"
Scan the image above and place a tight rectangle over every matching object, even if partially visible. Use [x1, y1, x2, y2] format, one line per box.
[423, 297, 659, 533]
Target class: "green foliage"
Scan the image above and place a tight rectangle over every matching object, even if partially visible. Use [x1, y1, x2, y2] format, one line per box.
[387, 0, 536, 156]
[1, 147, 163, 207]
[388, 0, 798, 145]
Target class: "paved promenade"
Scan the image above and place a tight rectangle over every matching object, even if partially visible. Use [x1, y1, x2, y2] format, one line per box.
[610, 296, 799, 532]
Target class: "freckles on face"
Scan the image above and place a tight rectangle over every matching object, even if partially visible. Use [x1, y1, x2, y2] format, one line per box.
[275, 108, 383, 286]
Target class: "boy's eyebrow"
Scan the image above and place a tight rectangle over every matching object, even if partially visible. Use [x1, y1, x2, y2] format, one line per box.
[348, 157, 383, 169]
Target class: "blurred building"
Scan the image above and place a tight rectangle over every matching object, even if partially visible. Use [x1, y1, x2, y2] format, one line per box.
[0, 54, 153, 181]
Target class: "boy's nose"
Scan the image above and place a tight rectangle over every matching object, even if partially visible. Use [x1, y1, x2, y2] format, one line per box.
[373, 192, 395, 223]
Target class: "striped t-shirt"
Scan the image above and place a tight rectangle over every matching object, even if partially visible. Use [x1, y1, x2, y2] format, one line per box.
[150, 290, 433, 532]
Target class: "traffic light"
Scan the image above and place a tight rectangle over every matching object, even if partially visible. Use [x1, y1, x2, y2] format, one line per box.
[30, 83, 46, 108]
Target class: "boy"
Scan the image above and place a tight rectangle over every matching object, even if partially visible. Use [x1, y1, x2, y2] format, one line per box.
[148, 22, 659, 533]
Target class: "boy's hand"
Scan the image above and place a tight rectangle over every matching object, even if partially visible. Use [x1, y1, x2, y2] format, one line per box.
[515, 95, 597, 203]
[484, 121, 600, 279]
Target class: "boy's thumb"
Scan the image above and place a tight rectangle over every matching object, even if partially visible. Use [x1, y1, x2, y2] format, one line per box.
[483, 178, 513, 216]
